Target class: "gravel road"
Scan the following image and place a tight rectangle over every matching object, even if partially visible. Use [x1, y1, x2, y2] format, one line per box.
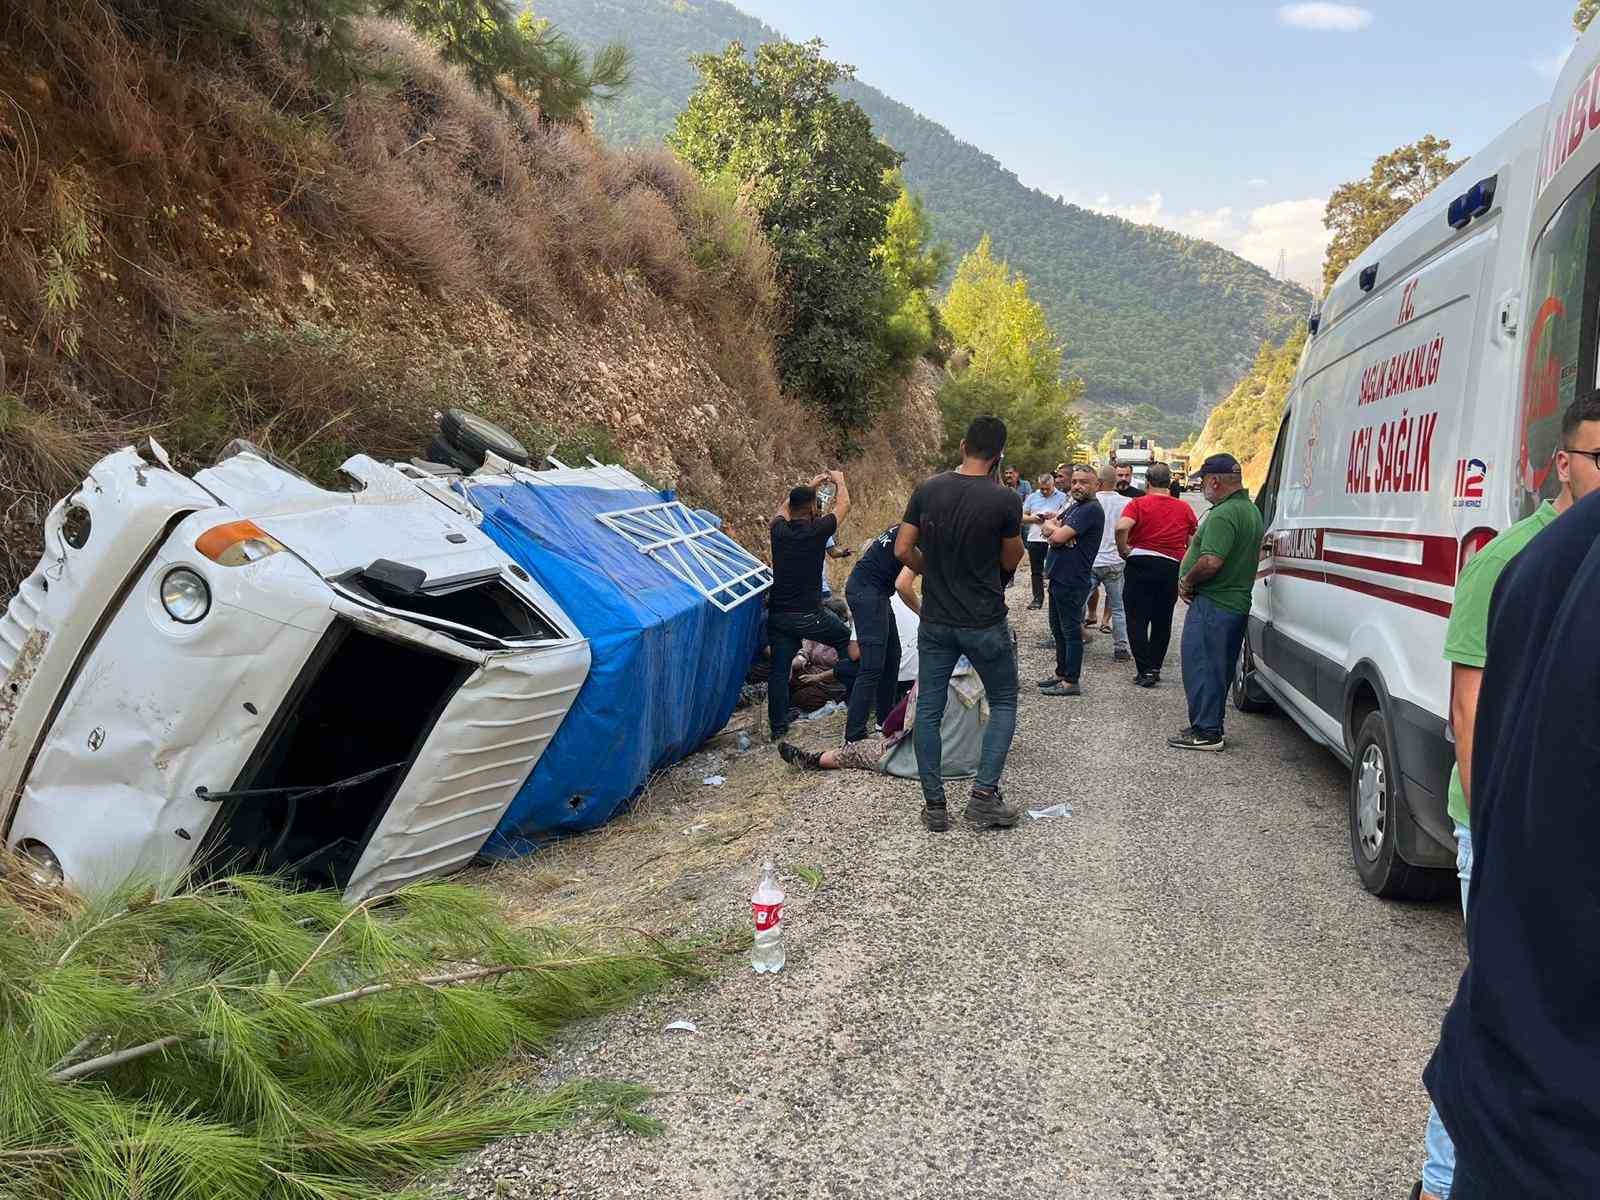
[448, 589, 1465, 1200]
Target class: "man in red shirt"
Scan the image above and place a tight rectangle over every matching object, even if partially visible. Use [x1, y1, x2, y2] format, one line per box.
[1114, 462, 1197, 686]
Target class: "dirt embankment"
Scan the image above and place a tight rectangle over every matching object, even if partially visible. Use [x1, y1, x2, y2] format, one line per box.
[0, 0, 939, 595]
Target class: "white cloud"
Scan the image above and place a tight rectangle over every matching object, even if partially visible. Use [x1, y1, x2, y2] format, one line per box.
[1246, 177, 1269, 188]
[1531, 42, 1575, 79]
[1278, 3, 1374, 31]
[1086, 193, 1331, 290]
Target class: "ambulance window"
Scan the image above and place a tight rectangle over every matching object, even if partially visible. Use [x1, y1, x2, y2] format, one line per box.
[1256, 412, 1291, 526]
[1520, 164, 1600, 516]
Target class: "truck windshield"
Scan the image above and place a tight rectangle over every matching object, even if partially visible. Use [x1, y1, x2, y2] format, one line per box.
[1522, 164, 1600, 515]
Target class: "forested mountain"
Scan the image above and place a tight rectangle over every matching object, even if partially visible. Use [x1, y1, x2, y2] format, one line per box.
[1191, 327, 1308, 489]
[535, 0, 1312, 412]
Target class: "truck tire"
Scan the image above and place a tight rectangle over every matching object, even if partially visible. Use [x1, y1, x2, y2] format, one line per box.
[424, 436, 481, 474]
[439, 409, 530, 467]
[1231, 642, 1274, 714]
[1348, 709, 1454, 901]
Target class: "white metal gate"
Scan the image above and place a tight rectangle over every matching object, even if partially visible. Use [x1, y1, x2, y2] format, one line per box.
[595, 501, 771, 612]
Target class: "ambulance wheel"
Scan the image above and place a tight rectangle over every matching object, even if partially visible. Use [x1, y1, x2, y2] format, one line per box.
[1231, 642, 1273, 714]
[1348, 710, 1450, 900]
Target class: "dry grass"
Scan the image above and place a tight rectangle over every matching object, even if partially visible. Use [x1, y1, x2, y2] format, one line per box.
[476, 717, 813, 942]
[0, 0, 940, 595]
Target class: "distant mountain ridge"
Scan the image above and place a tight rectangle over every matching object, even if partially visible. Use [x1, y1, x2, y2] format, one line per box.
[536, 0, 1311, 411]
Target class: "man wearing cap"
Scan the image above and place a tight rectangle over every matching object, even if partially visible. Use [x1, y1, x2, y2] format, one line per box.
[1170, 453, 1262, 751]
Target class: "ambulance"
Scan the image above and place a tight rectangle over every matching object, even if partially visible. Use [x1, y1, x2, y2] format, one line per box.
[1236, 30, 1600, 900]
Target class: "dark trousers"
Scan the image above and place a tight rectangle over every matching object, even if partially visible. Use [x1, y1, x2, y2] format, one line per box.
[1026, 540, 1048, 605]
[1047, 578, 1089, 683]
[1124, 554, 1180, 676]
[843, 583, 901, 742]
[1180, 593, 1249, 738]
[767, 607, 852, 737]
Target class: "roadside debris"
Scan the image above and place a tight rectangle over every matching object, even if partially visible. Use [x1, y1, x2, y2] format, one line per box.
[1026, 804, 1073, 820]
[663, 1019, 699, 1034]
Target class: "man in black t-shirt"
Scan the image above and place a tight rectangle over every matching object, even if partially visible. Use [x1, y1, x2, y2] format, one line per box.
[766, 470, 852, 740]
[1423, 485, 1600, 1199]
[895, 416, 1024, 832]
[1039, 465, 1103, 696]
[842, 524, 907, 743]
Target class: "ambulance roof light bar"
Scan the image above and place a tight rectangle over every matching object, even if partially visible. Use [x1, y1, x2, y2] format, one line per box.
[1447, 175, 1499, 230]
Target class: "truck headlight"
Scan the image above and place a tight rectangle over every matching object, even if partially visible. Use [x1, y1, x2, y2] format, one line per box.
[195, 519, 285, 567]
[160, 567, 211, 624]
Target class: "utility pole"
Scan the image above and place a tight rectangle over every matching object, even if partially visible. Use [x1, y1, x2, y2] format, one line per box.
[1274, 249, 1288, 282]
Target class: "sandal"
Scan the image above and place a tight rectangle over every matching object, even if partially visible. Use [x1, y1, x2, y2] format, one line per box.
[1100, 622, 1112, 633]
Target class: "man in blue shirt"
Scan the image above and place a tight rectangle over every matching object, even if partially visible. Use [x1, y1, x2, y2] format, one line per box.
[1423, 483, 1600, 1198]
[1037, 464, 1102, 697]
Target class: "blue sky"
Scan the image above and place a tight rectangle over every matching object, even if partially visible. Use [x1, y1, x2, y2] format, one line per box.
[737, 2, 1580, 287]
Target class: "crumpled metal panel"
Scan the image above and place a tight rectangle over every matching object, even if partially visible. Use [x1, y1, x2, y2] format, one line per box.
[197, 454, 502, 585]
[343, 637, 591, 900]
[0, 449, 217, 835]
[5, 545, 331, 893]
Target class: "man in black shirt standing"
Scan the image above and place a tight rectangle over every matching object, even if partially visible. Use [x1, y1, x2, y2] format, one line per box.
[1423, 485, 1600, 1199]
[766, 470, 852, 741]
[843, 523, 906, 744]
[895, 416, 1024, 832]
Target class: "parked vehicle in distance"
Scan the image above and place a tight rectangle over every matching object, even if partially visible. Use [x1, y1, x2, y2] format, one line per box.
[1235, 93, 1568, 899]
[0, 441, 591, 902]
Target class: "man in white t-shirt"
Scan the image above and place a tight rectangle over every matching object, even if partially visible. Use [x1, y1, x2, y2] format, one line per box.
[1092, 466, 1133, 662]
[1020, 473, 1067, 610]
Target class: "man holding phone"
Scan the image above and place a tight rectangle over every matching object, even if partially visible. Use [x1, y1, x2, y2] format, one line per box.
[766, 470, 852, 741]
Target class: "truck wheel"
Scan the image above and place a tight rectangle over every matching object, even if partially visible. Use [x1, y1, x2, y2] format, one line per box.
[1348, 710, 1452, 900]
[439, 409, 530, 468]
[1231, 642, 1273, 714]
[425, 435, 481, 474]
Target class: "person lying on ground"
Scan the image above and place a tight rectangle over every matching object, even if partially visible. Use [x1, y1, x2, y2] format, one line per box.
[779, 684, 915, 773]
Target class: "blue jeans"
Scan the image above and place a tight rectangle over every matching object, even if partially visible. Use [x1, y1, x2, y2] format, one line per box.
[1092, 563, 1129, 652]
[1421, 821, 1474, 1197]
[1047, 579, 1089, 682]
[1180, 594, 1249, 738]
[767, 607, 852, 737]
[914, 619, 1018, 807]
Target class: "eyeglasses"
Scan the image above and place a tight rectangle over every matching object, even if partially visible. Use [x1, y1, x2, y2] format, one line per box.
[1565, 447, 1600, 469]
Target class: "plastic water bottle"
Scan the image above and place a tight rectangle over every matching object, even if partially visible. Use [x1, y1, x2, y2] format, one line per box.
[750, 861, 786, 974]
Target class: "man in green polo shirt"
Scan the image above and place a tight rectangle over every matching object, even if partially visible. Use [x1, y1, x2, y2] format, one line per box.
[1169, 453, 1264, 751]
[1411, 391, 1600, 1200]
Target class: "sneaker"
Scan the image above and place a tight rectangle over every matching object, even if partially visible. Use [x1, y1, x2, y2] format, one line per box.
[1134, 674, 1157, 689]
[1148, 670, 1162, 683]
[1036, 674, 1064, 688]
[1035, 636, 1055, 649]
[1040, 681, 1081, 696]
[1113, 648, 1132, 662]
[1027, 601, 1043, 610]
[965, 785, 1019, 829]
[1168, 728, 1224, 751]
[778, 741, 823, 771]
[921, 803, 949, 832]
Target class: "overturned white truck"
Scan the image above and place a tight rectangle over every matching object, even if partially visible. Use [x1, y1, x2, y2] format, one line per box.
[0, 442, 590, 901]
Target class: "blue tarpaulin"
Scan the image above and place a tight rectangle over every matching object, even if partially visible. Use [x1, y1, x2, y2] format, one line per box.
[464, 480, 762, 855]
